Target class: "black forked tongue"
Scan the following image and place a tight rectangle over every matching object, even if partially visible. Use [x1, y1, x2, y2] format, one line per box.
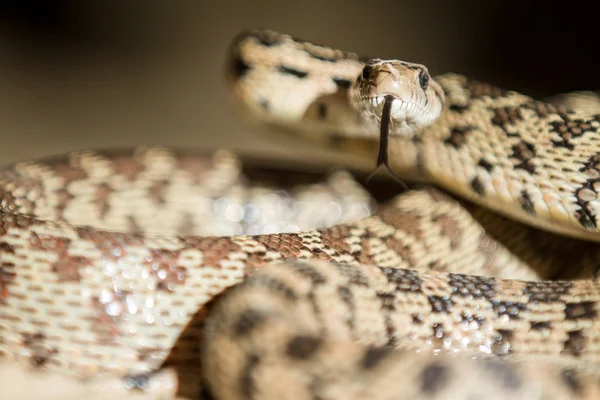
[366, 95, 409, 191]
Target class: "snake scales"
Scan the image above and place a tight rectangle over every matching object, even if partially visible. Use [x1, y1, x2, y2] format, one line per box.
[3, 29, 600, 399]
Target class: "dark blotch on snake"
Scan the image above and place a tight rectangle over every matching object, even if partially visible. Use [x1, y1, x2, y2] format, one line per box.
[562, 330, 587, 356]
[278, 65, 308, 79]
[286, 335, 323, 359]
[361, 346, 393, 369]
[233, 308, 267, 337]
[530, 321, 552, 330]
[231, 55, 251, 79]
[565, 301, 597, 320]
[420, 362, 449, 394]
[520, 190, 535, 214]
[246, 275, 297, 300]
[470, 177, 485, 196]
[477, 158, 495, 172]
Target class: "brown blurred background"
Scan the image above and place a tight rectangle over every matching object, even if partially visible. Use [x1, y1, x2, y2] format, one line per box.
[0, 1, 598, 165]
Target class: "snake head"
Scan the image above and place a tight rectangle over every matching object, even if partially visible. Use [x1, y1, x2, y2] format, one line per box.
[350, 58, 445, 137]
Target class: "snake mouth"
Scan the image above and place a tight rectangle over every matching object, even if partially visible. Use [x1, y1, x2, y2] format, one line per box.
[367, 95, 425, 119]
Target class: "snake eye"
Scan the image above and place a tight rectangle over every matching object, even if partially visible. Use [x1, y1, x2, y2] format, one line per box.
[362, 65, 373, 80]
[419, 69, 430, 90]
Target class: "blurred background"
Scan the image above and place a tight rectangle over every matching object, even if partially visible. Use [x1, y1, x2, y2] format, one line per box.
[0, 1, 598, 165]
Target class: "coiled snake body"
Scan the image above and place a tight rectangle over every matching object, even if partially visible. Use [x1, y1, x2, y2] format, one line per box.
[3, 29, 600, 399]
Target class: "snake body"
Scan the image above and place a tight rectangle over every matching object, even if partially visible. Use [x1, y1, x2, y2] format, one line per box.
[3, 29, 600, 399]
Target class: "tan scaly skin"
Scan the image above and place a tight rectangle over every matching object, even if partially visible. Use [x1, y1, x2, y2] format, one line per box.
[2, 29, 600, 399]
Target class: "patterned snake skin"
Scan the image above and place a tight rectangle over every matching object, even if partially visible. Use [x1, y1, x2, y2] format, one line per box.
[3, 30, 600, 399]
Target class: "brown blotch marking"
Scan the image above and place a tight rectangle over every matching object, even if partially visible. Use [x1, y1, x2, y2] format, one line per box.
[467, 80, 508, 99]
[574, 184, 598, 229]
[320, 225, 353, 257]
[420, 361, 449, 394]
[355, 236, 375, 265]
[549, 114, 597, 150]
[376, 206, 424, 240]
[449, 104, 469, 114]
[0, 211, 38, 237]
[470, 176, 485, 196]
[579, 153, 600, 177]
[491, 106, 523, 131]
[278, 65, 308, 79]
[111, 157, 145, 182]
[0, 242, 15, 254]
[511, 141, 537, 174]
[377, 292, 398, 344]
[428, 295, 453, 313]
[252, 233, 313, 263]
[381, 267, 422, 292]
[520, 190, 535, 214]
[361, 345, 393, 369]
[286, 335, 323, 359]
[239, 353, 259, 399]
[338, 263, 369, 287]
[246, 274, 298, 301]
[562, 330, 587, 357]
[565, 301, 597, 320]
[177, 156, 214, 186]
[233, 308, 268, 337]
[524, 281, 572, 302]
[449, 273, 496, 300]
[384, 236, 417, 265]
[29, 233, 91, 282]
[0, 261, 16, 302]
[445, 127, 472, 148]
[477, 158, 495, 172]
[184, 236, 244, 268]
[287, 261, 327, 284]
[530, 321, 552, 330]
[230, 54, 251, 79]
[21, 332, 58, 367]
[561, 369, 582, 394]
[432, 214, 461, 248]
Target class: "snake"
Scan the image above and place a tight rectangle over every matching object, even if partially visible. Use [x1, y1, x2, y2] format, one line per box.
[3, 28, 600, 399]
